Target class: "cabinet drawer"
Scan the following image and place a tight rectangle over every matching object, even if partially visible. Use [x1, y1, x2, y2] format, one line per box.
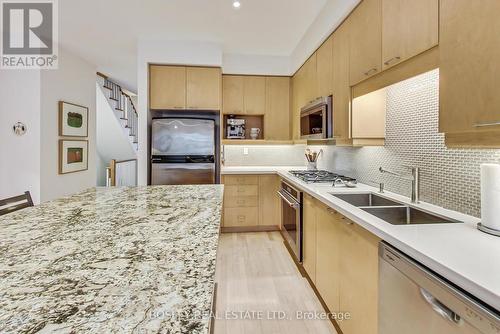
[224, 196, 259, 208]
[224, 185, 259, 197]
[223, 207, 259, 227]
[223, 175, 259, 185]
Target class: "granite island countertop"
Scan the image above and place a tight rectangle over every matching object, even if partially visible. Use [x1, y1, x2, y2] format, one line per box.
[0, 185, 223, 333]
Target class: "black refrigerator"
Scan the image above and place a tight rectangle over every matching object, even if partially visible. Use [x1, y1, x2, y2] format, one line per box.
[151, 118, 216, 185]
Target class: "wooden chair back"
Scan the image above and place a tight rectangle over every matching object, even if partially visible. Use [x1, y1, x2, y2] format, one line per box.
[0, 191, 34, 216]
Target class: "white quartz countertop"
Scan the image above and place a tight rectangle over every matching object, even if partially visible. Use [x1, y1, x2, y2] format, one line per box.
[221, 166, 306, 174]
[221, 165, 500, 311]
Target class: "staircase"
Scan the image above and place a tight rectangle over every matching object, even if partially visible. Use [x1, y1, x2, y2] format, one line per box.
[96, 73, 138, 150]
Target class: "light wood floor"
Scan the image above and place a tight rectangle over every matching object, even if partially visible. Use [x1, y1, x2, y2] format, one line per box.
[214, 232, 337, 334]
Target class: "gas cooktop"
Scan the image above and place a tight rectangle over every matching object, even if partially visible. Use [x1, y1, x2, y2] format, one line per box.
[289, 170, 357, 184]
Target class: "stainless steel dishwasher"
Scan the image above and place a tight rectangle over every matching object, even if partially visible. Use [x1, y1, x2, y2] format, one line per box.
[379, 242, 500, 334]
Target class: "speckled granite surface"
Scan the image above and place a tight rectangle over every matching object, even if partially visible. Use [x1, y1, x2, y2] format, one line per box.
[0, 185, 223, 333]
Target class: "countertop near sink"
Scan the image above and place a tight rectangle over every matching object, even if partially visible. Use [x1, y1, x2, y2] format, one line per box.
[221, 166, 500, 311]
[0, 185, 223, 333]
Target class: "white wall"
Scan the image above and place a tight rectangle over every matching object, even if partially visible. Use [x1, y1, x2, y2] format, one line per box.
[290, 0, 360, 72]
[0, 70, 42, 204]
[137, 40, 223, 185]
[39, 48, 97, 202]
[222, 53, 291, 75]
[96, 152, 107, 186]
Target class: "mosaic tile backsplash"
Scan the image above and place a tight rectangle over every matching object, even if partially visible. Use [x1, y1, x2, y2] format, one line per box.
[317, 69, 500, 218]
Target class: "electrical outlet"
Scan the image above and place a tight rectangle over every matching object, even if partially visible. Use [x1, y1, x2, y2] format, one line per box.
[243, 147, 249, 155]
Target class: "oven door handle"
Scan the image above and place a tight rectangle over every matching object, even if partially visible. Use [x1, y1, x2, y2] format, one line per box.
[277, 190, 300, 209]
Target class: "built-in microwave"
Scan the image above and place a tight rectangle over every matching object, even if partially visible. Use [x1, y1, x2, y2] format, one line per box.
[300, 96, 333, 139]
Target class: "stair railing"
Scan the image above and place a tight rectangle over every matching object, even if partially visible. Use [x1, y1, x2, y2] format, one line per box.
[97, 72, 139, 148]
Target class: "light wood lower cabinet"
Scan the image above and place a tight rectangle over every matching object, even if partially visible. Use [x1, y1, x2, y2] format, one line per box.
[315, 203, 341, 313]
[302, 194, 318, 283]
[259, 175, 281, 226]
[221, 174, 280, 230]
[338, 218, 380, 334]
[303, 195, 381, 334]
[224, 185, 259, 197]
[223, 207, 259, 227]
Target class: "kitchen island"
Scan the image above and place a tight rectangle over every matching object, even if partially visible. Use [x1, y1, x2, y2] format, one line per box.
[0, 185, 223, 333]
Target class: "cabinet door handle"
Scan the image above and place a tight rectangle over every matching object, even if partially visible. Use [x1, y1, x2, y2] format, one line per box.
[384, 56, 401, 66]
[474, 121, 500, 127]
[364, 67, 378, 76]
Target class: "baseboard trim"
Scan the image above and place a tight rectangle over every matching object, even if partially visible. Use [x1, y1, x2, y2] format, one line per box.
[221, 225, 280, 233]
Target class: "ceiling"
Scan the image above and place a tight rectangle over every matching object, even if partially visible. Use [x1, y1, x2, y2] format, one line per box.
[59, 0, 345, 92]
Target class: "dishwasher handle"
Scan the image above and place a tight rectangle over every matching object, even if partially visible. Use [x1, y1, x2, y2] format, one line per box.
[420, 288, 462, 325]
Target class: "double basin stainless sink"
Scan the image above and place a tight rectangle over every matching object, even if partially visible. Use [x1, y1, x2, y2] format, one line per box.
[331, 193, 461, 225]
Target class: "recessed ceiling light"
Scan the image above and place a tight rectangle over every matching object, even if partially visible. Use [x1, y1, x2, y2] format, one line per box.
[233, 1, 241, 9]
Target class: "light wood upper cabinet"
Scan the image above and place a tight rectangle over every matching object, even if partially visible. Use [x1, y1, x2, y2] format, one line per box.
[315, 204, 341, 313]
[303, 194, 318, 283]
[382, 0, 438, 70]
[222, 75, 266, 115]
[186, 67, 221, 110]
[440, 0, 500, 136]
[316, 36, 334, 97]
[332, 21, 352, 144]
[244, 76, 266, 115]
[351, 87, 387, 141]
[265, 77, 291, 140]
[149, 65, 186, 110]
[338, 220, 380, 334]
[303, 54, 318, 103]
[150, 65, 221, 110]
[349, 0, 383, 85]
[222, 75, 244, 114]
[292, 68, 306, 140]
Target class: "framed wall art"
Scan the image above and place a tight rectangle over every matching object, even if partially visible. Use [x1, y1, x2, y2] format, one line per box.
[59, 101, 88, 137]
[59, 140, 88, 174]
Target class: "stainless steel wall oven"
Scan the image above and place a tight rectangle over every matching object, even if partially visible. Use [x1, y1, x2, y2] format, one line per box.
[278, 181, 303, 262]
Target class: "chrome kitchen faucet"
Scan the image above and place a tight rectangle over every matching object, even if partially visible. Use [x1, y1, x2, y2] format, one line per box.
[379, 166, 420, 204]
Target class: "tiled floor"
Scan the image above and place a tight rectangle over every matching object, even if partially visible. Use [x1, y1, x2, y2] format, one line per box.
[214, 232, 336, 334]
